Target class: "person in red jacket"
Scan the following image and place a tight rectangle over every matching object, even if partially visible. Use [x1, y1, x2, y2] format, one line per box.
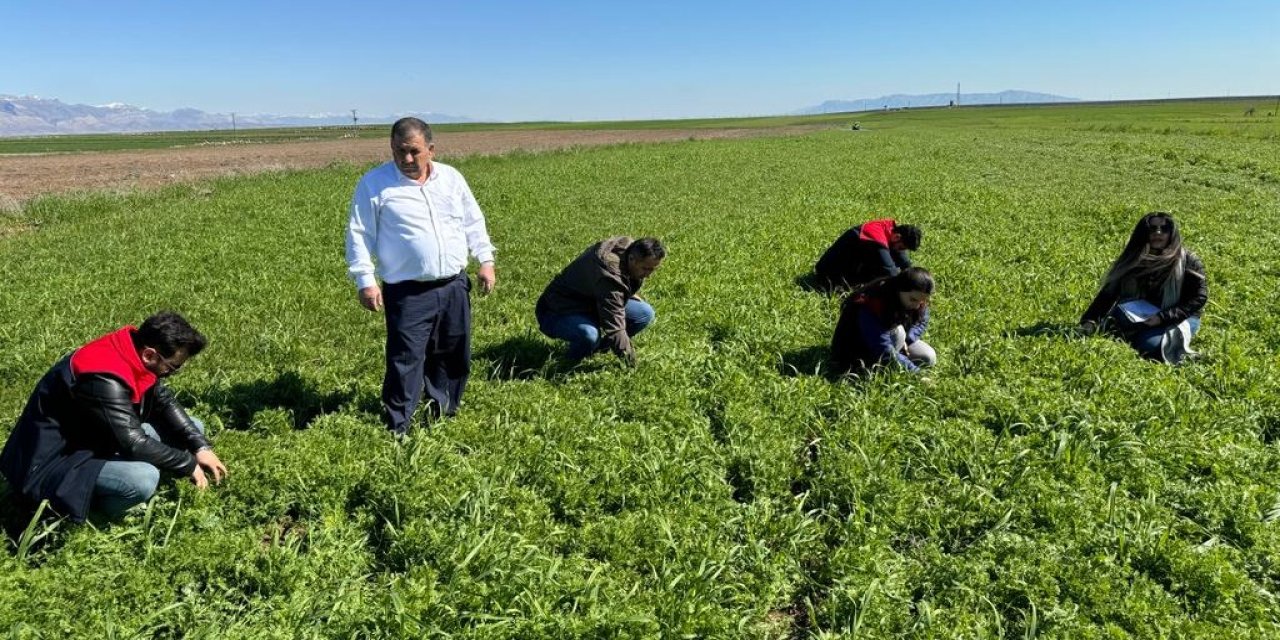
[0, 311, 227, 522]
[814, 218, 922, 289]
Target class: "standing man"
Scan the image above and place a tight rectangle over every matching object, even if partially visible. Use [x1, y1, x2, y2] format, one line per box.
[0, 311, 227, 522]
[536, 237, 665, 365]
[346, 117, 496, 435]
[813, 218, 921, 289]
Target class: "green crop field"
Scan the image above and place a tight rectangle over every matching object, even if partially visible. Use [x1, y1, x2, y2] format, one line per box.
[2, 97, 1274, 155]
[1, 101, 1279, 638]
[0, 113, 862, 155]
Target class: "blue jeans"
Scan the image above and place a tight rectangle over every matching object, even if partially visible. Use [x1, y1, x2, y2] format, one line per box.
[537, 299, 655, 361]
[92, 418, 204, 518]
[1128, 316, 1201, 358]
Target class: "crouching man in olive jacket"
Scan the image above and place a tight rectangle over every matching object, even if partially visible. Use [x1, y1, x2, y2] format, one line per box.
[536, 237, 665, 365]
[1, 311, 227, 522]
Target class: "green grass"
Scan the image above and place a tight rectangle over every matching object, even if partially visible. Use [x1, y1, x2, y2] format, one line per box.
[0, 114, 860, 155]
[1, 101, 1279, 637]
[854, 98, 1280, 140]
[4, 97, 1276, 154]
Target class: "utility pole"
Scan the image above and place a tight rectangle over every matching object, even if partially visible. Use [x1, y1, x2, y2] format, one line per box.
[351, 109, 358, 131]
[956, 82, 961, 107]
[231, 112, 236, 133]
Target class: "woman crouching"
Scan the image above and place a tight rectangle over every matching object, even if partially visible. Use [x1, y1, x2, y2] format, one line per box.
[1079, 211, 1207, 364]
[830, 267, 937, 376]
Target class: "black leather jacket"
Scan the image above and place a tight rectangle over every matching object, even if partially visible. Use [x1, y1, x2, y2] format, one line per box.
[0, 356, 210, 520]
[73, 373, 210, 475]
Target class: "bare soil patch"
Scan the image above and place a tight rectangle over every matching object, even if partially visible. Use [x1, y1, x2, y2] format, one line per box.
[0, 126, 825, 202]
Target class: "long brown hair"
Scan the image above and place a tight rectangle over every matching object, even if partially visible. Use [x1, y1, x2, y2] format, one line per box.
[1102, 212, 1188, 307]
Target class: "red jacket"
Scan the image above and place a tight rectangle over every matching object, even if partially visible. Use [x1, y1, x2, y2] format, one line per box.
[814, 218, 911, 287]
[856, 218, 897, 248]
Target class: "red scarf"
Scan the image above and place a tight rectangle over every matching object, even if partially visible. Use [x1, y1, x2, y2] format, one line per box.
[69, 327, 157, 404]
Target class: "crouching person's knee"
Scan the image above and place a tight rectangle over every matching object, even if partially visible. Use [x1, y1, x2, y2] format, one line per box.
[908, 340, 937, 368]
[625, 299, 656, 335]
[93, 461, 162, 518]
[137, 465, 161, 500]
[565, 324, 601, 361]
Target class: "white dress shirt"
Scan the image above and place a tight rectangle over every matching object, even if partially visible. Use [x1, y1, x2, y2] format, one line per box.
[345, 161, 496, 290]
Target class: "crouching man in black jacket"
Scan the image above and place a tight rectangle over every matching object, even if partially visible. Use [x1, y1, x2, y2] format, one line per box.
[1, 311, 227, 522]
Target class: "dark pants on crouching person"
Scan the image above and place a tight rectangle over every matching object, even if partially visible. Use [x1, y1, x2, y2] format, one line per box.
[382, 274, 471, 434]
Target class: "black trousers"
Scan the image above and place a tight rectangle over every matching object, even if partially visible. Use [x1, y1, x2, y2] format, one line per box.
[381, 274, 471, 433]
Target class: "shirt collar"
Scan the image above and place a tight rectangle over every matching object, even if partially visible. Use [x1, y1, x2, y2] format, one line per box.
[395, 160, 436, 185]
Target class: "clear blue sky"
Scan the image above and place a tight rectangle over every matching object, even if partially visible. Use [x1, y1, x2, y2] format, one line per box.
[4, 0, 1276, 121]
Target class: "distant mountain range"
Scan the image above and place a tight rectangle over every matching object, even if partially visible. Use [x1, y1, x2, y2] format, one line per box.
[0, 95, 476, 137]
[795, 90, 1078, 114]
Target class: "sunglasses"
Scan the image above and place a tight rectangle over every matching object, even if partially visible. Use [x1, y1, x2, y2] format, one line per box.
[159, 356, 184, 374]
[147, 348, 185, 375]
[1148, 222, 1171, 235]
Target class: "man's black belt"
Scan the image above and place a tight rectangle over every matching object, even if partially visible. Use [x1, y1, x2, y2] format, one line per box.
[386, 271, 464, 290]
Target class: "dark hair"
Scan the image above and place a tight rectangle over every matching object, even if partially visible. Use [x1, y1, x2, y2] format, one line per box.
[847, 266, 934, 324]
[895, 224, 922, 251]
[131, 311, 207, 358]
[889, 266, 934, 295]
[391, 117, 433, 143]
[627, 237, 666, 260]
[1102, 212, 1185, 297]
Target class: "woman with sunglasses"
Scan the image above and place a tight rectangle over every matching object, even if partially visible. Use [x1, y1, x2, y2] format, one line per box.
[1079, 212, 1207, 363]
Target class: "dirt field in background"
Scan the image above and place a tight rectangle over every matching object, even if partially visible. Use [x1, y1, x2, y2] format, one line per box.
[0, 126, 826, 203]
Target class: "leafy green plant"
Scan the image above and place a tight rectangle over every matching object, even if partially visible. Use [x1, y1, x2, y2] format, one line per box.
[0, 100, 1277, 637]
